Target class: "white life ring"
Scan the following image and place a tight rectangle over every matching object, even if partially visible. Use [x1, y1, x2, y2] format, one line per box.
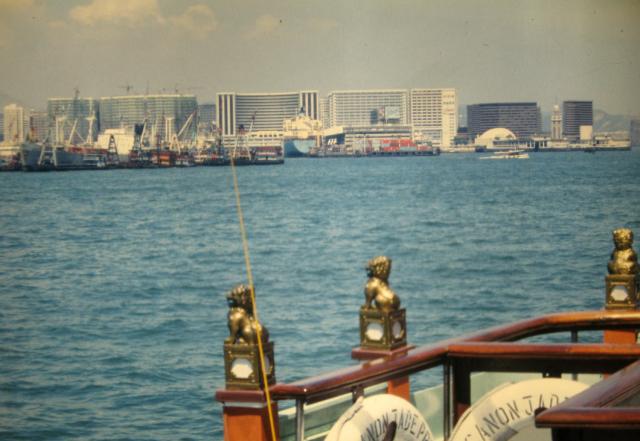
[325, 394, 434, 441]
[450, 378, 589, 441]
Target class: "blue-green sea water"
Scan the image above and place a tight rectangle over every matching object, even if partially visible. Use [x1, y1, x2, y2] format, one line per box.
[1, 151, 640, 440]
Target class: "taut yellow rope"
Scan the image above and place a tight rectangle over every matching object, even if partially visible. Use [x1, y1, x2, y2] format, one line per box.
[229, 156, 278, 441]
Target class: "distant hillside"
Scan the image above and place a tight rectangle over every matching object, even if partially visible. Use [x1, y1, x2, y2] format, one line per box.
[462, 106, 633, 133]
[539, 109, 632, 134]
[593, 109, 632, 133]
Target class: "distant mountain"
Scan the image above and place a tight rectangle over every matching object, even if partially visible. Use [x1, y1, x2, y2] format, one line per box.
[593, 109, 633, 133]
[538, 109, 633, 134]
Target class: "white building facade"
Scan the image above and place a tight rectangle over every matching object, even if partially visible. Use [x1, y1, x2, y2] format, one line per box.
[410, 88, 457, 148]
[217, 91, 319, 138]
[326, 89, 409, 128]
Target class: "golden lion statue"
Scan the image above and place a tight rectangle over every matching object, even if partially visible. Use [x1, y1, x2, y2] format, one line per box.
[608, 228, 638, 275]
[364, 256, 400, 312]
[225, 284, 269, 345]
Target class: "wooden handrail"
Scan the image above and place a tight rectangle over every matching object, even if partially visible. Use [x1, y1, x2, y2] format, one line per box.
[536, 359, 640, 429]
[264, 310, 640, 403]
[448, 342, 640, 359]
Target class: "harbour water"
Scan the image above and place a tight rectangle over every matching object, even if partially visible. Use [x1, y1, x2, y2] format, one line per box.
[1, 150, 640, 440]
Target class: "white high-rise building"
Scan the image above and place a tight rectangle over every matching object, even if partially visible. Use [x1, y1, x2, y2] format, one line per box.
[551, 104, 562, 140]
[217, 91, 319, 138]
[319, 97, 329, 130]
[410, 88, 457, 148]
[326, 89, 409, 128]
[3, 104, 27, 143]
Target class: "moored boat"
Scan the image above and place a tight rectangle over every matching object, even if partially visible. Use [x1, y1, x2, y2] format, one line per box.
[252, 146, 285, 165]
[282, 108, 322, 157]
[479, 149, 529, 160]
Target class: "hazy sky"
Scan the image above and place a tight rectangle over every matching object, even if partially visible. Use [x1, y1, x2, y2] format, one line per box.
[1, 0, 639, 115]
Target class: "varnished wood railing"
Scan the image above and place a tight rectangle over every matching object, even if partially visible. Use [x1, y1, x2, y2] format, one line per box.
[267, 310, 640, 403]
[216, 309, 640, 441]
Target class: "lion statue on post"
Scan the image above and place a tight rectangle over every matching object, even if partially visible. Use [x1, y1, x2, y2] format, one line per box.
[225, 284, 269, 345]
[364, 256, 400, 312]
[608, 228, 638, 275]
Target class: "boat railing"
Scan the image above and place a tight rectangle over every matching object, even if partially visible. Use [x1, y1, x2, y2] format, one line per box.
[216, 230, 640, 441]
[216, 310, 640, 441]
[268, 310, 640, 401]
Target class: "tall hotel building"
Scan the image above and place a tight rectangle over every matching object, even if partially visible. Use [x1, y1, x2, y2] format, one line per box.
[467, 102, 541, 140]
[217, 91, 319, 137]
[48, 97, 99, 143]
[326, 89, 409, 128]
[99, 94, 198, 141]
[410, 89, 457, 148]
[562, 101, 593, 141]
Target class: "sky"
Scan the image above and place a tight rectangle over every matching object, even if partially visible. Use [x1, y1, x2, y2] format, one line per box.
[1, 0, 639, 115]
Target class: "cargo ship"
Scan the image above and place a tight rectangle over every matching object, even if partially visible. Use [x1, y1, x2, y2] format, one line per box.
[20, 142, 95, 171]
[282, 109, 322, 157]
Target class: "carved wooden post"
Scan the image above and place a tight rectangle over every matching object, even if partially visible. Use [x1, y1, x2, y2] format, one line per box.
[215, 284, 278, 441]
[352, 256, 413, 400]
[604, 229, 639, 344]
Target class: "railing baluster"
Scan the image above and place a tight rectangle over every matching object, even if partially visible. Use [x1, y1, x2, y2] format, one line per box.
[571, 330, 579, 380]
[351, 385, 364, 403]
[295, 399, 305, 441]
[443, 360, 451, 440]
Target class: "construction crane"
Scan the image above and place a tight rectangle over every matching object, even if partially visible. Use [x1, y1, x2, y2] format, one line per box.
[118, 83, 134, 95]
[170, 110, 197, 151]
[173, 84, 203, 95]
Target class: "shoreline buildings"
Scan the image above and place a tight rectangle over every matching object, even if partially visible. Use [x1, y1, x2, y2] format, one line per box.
[46, 93, 198, 146]
[410, 88, 457, 148]
[326, 89, 409, 127]
[562, 101, 593, 141]
[197, 103, 216, 136]
[216, 91, 319, 138]
[99, 94, 197, 142]
[325, 88, 458, 148]
[467, 102, 541, 141]
[48, 96, 99, 144]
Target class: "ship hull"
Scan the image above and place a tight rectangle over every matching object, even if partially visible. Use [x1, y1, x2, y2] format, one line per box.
[53, 149, 87, 170]
[19, 143, 43, 171]
[283, 139, 316, 157]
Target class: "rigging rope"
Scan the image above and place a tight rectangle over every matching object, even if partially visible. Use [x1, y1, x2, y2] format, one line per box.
[229, 156, 279, 441]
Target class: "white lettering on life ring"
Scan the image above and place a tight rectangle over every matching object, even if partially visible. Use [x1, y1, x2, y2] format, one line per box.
[325, 394, 434, 441]
[450, 378, 589, 441]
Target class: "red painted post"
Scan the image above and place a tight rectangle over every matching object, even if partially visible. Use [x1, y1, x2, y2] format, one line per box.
[216, 390, 279, 441]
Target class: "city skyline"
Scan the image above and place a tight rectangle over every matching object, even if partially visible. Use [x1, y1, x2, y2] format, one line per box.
[1, 0, 639, 116]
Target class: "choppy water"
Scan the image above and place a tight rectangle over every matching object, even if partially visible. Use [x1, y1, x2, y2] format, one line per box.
[1, 150, 640, 440]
